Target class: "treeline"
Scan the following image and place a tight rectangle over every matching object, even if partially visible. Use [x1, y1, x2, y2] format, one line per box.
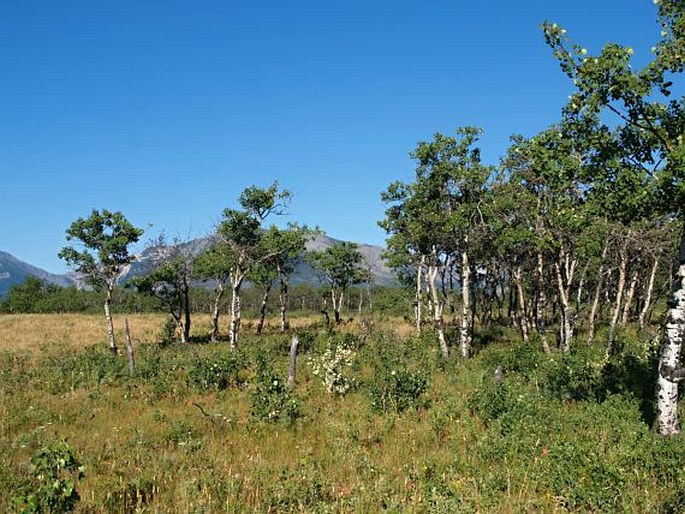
[0, 276, 411, 318]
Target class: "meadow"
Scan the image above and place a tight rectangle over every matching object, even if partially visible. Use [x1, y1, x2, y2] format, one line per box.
[1, 313, 684, 512]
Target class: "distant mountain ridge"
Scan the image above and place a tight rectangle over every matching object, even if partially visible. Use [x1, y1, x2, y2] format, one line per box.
[0, 251, 76, 297]
[0, 235, 397, 297]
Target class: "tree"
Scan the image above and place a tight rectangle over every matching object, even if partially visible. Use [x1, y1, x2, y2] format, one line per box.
[59, 209, 143, 355]
[380, 128, 491, 358]
[193, 242, 233, 342]
[260, 224, 313, 332]
[309, 242, 366, 324]
[134, 239, 194, 343]
[543, 0, 685, 434]
[217, 183, 291, 348]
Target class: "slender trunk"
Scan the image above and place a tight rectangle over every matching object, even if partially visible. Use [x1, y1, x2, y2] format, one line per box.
[427, 254, 449, 358]
[656, 223, 685, 436]
[575, 260, 589, 317]
[608, 243, 628, 350]
[256, 282, 272, 335]
[124, 318, 135, 375]
[357, 289, 363, 314]
[279, 276, 289, 333]
[287, 335, 299, 387]
[513, 266, 529, 344]
[621, 268, 639, 325]
[104, 285, 117, 355]
[587, 234, 610, 345]
[182, 275, 191, 344]
[554, 257, 572, 353]
[332, 289, 343, 324]
[460, 247, 473, 359]
[534, 252, 551, 353]
[415, 255, 425, 336]
[210, 279, 226, 342]
[639, 253, 660, 329]
[229, 275, 244, 350]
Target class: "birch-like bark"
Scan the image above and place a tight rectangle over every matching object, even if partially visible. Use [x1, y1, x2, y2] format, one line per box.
[287, 335, 299, 387]
[415, 255, 425, 336]
[535, 252, 551, 353]
[256, 282, 272, 335]
[513, 266, 529, 344]
[621, 268, 639, 325]
[182, 274, 191, 344]
[587, 235, 610, 345]
[608, 244, 628, 350]
[554, 259, 573, 353]
[229, 275, 244, 350]
[124, 318, 135, 374]
[279, 275, 289, 333]
[104, 285, 117, 355]
[332, 289, 344, 324]
[656, 224, 685, 436]
[460, 247, 473, 359]
[427, 253, 449, 358]
[639, 253, 659, 330]
[210, 280, 226, 342]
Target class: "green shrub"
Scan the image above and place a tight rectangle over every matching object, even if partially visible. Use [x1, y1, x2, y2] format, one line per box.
[12, 441, 84, 513]
[249, 355, 301, 424]
[186, 351, 248, 391]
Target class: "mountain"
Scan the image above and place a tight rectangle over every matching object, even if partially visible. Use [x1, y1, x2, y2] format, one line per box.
[0, 235, 397, 297]
[117, 234, 397, 287]
[0, 251, 76, 297]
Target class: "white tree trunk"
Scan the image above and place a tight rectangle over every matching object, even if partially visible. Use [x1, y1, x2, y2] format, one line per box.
[639, 253, 659, 330]
[460, 247, 472, 359]
[656, 226, 685, 436]
[279, 276, 289, 333]
[104, 285, 117, 355]
[415, 255, 425, 336]
[608, 245, 628, 349]
[210, 280, 225, 342]
[621, 268, 639, 325]
[587, 235, 610, 345]
[554, 258, 572, 353]
[229, 275, 244, 350]
[513, 266, 529, 344]
[427, 254, 449, 358]
[535, 252, 551, 353]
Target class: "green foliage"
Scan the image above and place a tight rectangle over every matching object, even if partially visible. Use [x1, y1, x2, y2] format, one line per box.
[249, 355, 301, 424]
[58, 209, 143, 291]
[309, 337, 357, 395]
[367, 338, 429, 413]
[186, 351, 249, 392]
[13, 441, 84, 513]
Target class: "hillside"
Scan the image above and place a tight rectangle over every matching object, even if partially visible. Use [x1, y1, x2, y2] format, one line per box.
[0, 235, 397, 297]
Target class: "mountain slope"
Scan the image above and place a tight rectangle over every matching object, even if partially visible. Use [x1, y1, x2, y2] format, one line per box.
[0, 251, 75, 297]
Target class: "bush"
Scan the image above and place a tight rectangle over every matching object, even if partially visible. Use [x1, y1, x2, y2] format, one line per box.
[309, 337, 357, 395]
[186, 351, 248, 391]
[12, 441, 84, 513]
[249, 355, 301, 424]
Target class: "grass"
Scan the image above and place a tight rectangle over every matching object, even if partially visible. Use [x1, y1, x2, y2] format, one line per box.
[1, 313, 684, 512]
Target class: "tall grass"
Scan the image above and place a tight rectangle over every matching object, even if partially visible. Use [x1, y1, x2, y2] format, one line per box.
[1, 314, 683, 512]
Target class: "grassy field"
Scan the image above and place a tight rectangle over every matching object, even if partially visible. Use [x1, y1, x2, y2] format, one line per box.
[1, 313, 684, 512]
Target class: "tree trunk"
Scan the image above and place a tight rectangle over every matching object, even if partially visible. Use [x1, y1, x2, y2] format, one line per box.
[256, 282, 272, 335]
[535, 252, 551, 353]
[639, 252, 660, 330]
[513, 266, 529, 344]
[587, 234, 610, 345]
[287, 335, 299, 387]
[210, 279, 226, 342]
[656, 223, 685, 436]
[229, 275, 244, 350]
[124, 318, 135, 375]
[460, 247, 473, 359]
[279, 276, 289, 333]
[182, 275, 191, 344]
[554, 258, 572, 353]
[427, 254, 449, 358]
[104, 286, 117, 355]
[621, 268, 639, 325]
[415, 255, 425, 336]
[332, 289, 343, 324]
[608, 243, 628, 350]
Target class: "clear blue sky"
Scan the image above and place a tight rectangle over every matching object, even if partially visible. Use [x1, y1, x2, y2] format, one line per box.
[0, 0, 664, 273]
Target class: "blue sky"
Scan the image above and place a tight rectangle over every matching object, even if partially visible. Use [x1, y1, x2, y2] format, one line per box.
[0, 0, 664, 273]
